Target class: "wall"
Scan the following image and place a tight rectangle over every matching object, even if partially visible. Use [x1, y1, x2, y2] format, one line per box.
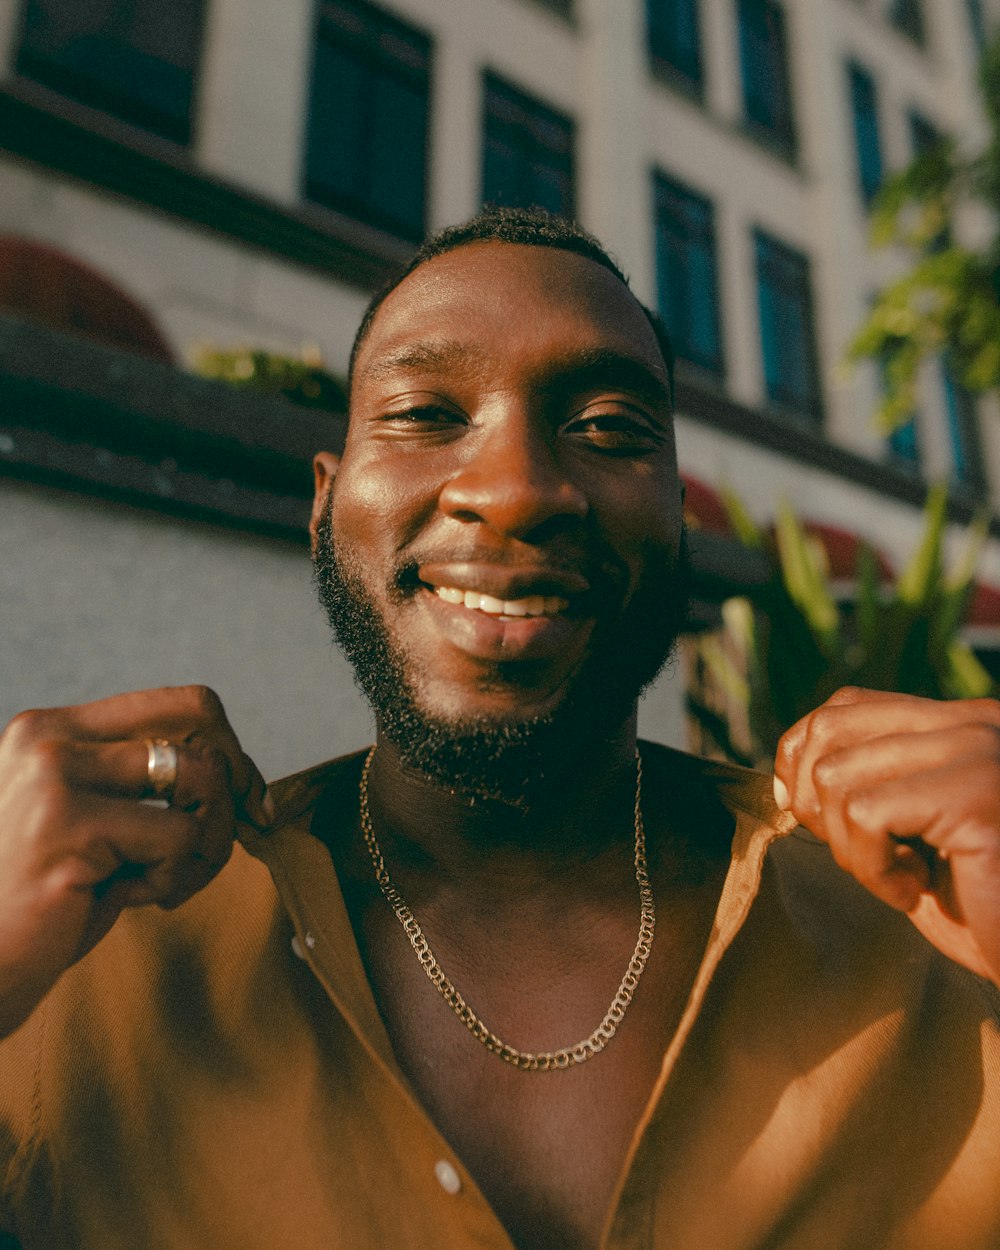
[0, 477, 689, 774]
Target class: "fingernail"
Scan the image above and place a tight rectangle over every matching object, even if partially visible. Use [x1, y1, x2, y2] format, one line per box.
[261, 787, 276, 825]
[772, 775, 791, 811]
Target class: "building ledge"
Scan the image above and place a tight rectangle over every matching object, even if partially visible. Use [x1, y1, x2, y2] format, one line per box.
[0, 79, 411, 292]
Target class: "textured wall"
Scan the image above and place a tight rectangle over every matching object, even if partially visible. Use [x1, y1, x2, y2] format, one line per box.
[1, 479, 688, 781]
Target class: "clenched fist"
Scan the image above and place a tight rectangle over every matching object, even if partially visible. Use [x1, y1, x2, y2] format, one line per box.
[0, 686, 270, 1037]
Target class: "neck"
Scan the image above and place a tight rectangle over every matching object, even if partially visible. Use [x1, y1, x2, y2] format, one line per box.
[364, 716, 640, 884]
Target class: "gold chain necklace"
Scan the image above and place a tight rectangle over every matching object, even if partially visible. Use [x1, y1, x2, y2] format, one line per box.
[358, 746, 655, 1072]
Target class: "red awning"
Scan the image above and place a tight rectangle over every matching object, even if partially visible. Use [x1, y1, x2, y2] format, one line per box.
[0, 235, 175, 363]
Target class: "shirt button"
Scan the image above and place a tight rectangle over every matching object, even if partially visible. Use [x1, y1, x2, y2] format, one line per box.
[434, 1159, 462, 1195]
[291, 935, 306, 960]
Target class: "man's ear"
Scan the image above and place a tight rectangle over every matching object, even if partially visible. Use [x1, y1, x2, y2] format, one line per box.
[309, 451, 341, 549]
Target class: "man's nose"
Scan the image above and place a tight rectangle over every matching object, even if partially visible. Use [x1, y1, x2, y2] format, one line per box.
[438, 413, 588, 539]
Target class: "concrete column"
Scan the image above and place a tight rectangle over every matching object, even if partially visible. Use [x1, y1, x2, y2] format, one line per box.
[575, 0, 650, 294]
[426, 12, 482, 230]
[195, 0, 315, 205]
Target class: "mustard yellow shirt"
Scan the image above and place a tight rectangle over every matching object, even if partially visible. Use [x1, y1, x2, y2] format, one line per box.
[1, 752, 998, 1249]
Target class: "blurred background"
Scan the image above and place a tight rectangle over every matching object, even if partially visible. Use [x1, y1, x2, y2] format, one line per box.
[2, 0, 1000, 776]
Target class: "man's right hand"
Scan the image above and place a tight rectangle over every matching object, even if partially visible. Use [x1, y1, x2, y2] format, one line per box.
[0, 686, 271, 1038]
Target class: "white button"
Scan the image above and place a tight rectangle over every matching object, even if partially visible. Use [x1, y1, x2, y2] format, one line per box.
[291, 934, 306, 960]
[434, 1159, 462, 1195]
[305, 931, 316, 949]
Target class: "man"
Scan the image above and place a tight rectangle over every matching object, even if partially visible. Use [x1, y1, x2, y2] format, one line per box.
[0, 208, 998, 1250]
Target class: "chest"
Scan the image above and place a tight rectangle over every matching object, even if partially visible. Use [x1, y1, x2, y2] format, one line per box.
[348, 877, 723, 1250]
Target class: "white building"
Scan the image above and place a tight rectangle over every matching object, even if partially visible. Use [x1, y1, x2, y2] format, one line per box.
[1, 0, 998, 773]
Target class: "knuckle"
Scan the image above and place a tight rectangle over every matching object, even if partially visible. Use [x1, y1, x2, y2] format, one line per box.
[3, 708, 54, 750]
[179, 684, 224, 722]
[827, 686, 864, 708]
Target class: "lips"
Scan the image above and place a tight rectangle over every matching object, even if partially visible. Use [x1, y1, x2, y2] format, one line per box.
[413, 561, 597, 663]
[432, 586, 569, 618]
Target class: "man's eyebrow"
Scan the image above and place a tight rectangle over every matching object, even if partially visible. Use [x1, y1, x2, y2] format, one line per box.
[544, 348, 672, 409]
[361, 340, 485, 380]
[360, 342, 672, 409]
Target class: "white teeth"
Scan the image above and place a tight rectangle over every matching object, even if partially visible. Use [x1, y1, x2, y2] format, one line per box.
[434, 586, 569, 616]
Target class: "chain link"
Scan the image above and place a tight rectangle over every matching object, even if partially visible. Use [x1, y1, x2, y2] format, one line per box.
[358, 747, 655, 1072]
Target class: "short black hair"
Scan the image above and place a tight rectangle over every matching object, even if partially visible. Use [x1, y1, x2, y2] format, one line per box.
[347, 205, 674, 406]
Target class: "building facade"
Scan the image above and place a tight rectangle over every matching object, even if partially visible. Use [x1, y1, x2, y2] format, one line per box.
[1, 0, 999, 770]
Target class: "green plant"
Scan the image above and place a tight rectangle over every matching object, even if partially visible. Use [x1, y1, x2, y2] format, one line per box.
[190, 344, 347, 413]
[687, 484, 995, 766]
[848, 32, 1000, 429]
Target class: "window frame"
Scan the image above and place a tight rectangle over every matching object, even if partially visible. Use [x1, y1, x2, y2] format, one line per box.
[646, 0, 705, 99]
[481, 70, 576, 218]
[847, 60, 884, 207]
[652, 169, 725, 378]
[753, 228, 823, 423]
[14, 0, 206, 146]
[737, 0, 798, 161]
[303, 0, 432, 244]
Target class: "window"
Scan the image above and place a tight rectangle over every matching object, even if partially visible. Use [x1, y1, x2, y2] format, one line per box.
[15, 0, 205, 144]
[888, 0, 926, 46]
[653, 172, 723, 376]
[847, 62, 884, 206]
[886, 417, 921, 471]
[646, 0, 704, 95]
[482, 73, 575, 217]
[942, 359, 987, 494]
[967, 0, 988, 55]
[754, 230, 822, 420]
[737, 0, 797, 158]
[908, 109, 939, 157]
[304, 0, 431, 243]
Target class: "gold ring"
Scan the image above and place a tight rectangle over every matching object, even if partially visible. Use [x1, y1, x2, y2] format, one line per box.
[146, 738, 178, 801]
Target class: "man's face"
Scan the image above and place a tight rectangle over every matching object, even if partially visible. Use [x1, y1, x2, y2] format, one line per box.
[312, 241, 686, 793]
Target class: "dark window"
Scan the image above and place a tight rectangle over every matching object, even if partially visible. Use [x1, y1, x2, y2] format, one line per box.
[754, 230, 822, 420]
[886, 417, 921, 471]
[304, 0, 431, 243]
[967, 0, 988, 55]
[646, 0, 704, 95]
[847, 61, 883, 206]
[942, 358, 987, 494]
[15, 0, 205, 144]
[482, 73, 575, 217]
[737, 0, 797, 158]
[653, 171, 723, 376]
[889, 0, 926, 46]
[908, 108, 939, 157]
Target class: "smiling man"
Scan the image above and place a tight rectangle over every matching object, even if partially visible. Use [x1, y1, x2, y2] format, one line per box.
[0, 209, 999, 1250]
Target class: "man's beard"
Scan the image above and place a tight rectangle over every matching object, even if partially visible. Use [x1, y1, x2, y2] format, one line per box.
[312, 500, 690, 805]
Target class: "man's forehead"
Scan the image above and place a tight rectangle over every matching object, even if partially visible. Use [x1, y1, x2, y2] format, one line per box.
[356, 241, 666, 380]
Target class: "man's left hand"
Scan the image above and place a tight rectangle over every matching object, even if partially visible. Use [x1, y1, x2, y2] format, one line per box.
[774, 688, 1000, 987]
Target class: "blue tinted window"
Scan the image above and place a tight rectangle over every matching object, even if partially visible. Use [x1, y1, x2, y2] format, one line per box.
[305, 0, 431, 242]
[754, 230, 822, 420]
[848, 62, 883, 206]
[889, 0, 926, 46]
[887, 418, 920, 470]
[967, 0, 988, 54]
[738, 0, 796, 158]
[908, 109, 939, 157]
[646, 0, 703, 93]
[653, 172, 723, 376]
[942, 358, 987, 493]
[482, 73, 575, 217]
[16, 0, 205, 144]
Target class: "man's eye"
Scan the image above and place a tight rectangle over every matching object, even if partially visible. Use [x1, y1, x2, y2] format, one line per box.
[383, 406, 465, 429]
[565, 411, 662, 452]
